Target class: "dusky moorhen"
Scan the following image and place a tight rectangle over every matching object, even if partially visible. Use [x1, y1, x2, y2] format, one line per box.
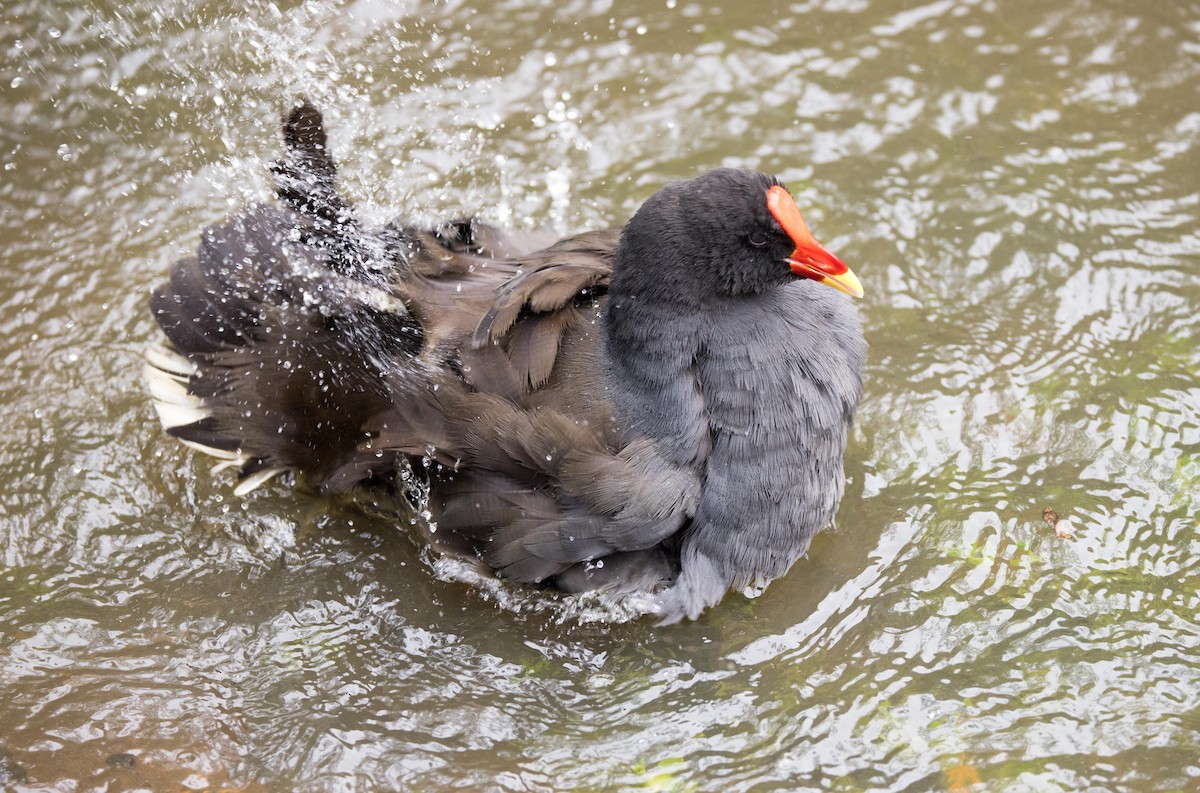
[146, 104, 866, 622]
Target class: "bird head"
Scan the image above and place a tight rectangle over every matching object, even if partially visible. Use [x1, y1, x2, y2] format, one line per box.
[614, 168, 863, 300]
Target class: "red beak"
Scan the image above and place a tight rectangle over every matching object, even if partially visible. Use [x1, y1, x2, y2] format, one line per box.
[767, 185, 863, 299]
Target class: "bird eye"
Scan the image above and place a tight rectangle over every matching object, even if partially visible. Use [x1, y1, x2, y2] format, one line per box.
[747, 231, 769, 248]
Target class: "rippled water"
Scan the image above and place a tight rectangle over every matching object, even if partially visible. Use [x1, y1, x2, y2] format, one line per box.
[3, 0, 1199, 790]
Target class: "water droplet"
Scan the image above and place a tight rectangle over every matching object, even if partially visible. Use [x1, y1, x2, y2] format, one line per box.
[546, 169, 570, 201]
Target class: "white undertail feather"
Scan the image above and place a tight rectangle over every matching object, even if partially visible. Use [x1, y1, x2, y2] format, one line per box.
[143, 343, 287, 494]
[143, 343, 195, 377]
[143, 345, 208, 429]
[232, 466, 290, 496]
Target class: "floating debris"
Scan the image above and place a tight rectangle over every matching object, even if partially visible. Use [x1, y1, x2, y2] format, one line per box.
[1042, 506, 1076, 540]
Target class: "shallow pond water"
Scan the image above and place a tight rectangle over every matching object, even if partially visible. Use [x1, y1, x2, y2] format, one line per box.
[2, 0, 1199, 790]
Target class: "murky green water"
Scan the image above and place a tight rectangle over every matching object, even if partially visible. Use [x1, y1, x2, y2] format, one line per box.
[3, 0, 1199, 790]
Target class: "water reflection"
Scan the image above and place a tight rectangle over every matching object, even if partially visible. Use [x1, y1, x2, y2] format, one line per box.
[2, 0, 1199, 790]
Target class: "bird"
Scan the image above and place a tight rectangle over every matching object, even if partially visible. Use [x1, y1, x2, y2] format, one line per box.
[145, 103, 866, 623]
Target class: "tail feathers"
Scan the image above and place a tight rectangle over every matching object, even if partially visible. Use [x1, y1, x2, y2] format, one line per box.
[144, 102, 504, 498]
[144, 344, 209, 431]
[231, 465, 292, 497]
[143, 103, 416, 497]
[149, 205, 300, 356]
[145, 228, 422, 495]
[144, 294, 409, 495]
[272, 101, 344, 224]
[144, 344, 291, 494]
[268, 102, 381, 279]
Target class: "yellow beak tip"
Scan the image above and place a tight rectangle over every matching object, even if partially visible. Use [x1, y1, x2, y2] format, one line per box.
[822, 270, 864, 299]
